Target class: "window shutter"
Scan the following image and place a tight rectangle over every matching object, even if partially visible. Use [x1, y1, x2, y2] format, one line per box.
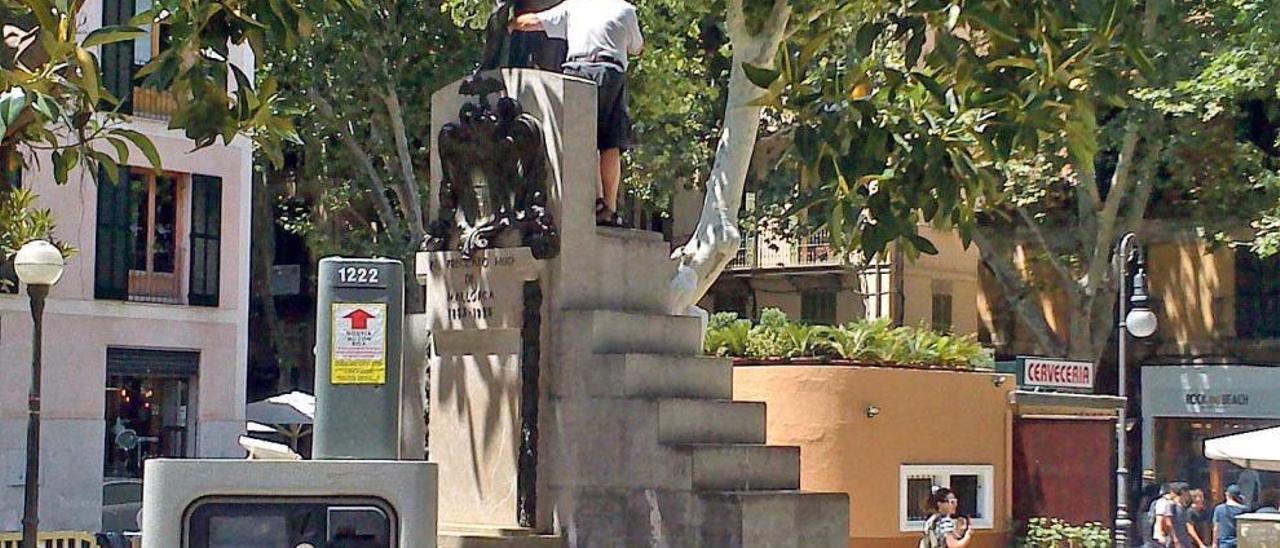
[189, 174, 222, 307]
[95, 165, 133, 300]
[99, 0, 136, 112]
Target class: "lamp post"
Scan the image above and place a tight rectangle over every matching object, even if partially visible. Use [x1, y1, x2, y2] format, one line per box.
[14, 240, 65, 548]
[1115, 232, 1157, 546]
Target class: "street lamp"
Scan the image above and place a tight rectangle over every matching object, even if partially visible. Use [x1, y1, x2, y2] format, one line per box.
[1115, 232, 1155, 546]
[14, 240, 64, 548]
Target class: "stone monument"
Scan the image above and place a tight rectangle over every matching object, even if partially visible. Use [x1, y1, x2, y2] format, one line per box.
[415, 69, 849, 547]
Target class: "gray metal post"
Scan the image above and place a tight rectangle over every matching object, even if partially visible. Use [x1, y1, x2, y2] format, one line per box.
[22, 284, 48, 548]
[1115, 233, 1136, 546]
[314, 257, 405, 460]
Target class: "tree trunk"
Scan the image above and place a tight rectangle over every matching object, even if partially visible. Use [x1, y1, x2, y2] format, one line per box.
[668, 0, 791, 313]
[249, 171, 288, 392]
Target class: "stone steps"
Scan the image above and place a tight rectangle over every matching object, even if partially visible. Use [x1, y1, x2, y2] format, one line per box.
[584, 310, 704, 355]
[678, 444, 801, 491]
[619, 353, 733, 399]
[657, 399, 765, 444]
[561, 353, 733, 399]
[589, 227, 675, 314]
[699, 491, 851, 547]
[438, 524, 563, 548]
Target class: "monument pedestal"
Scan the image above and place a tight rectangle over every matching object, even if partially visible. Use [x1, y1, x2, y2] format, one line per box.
[418, 69, 849, 547]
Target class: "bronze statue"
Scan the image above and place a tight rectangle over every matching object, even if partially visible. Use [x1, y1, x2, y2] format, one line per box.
[427, 79, 559, 260]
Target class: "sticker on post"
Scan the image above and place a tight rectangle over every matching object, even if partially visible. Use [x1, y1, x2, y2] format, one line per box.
[331, 303, 387, 385]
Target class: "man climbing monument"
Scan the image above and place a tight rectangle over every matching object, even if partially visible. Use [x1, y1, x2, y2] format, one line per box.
[509, 0, 644, 227]
[480, 0, 568, 72]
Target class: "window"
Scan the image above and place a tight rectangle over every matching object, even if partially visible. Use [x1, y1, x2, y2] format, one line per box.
[801, 289, 837, 325]
[900, 464, 994, 532]
[932, 293, 953, 333]
[131, 0, 171, 69]
[104, 348, 197, 478]
[101, 0, 176, 118]
[1236, 250, 1280, 338]
[95, 167, 222, 306]
[127, 169, 183, 302]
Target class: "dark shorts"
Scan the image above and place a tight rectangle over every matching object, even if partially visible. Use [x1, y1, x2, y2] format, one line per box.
[563, 61, 631, 151]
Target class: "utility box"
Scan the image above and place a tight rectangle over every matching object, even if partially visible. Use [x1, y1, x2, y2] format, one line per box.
[314, 257, 405, 459]
[140, 459, 437, 547]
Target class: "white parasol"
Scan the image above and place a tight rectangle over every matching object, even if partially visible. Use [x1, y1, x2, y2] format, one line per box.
[1204, 426, 1280, 472]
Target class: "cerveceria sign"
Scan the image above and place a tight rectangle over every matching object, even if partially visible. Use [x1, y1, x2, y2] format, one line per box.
[1019, 356, 1095, 392]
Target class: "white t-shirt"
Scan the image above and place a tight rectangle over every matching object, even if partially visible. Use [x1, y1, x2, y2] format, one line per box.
[1153, 497, 1176, 544]
[535, 0, 643, 69]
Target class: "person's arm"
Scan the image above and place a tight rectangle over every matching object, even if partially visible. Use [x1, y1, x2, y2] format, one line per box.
[1158, 514, 1175, 541]
[1186, 520, 1208, 548]
[626, 7, 643, 56]
[945, 526, 973, 548]
[1213, 519, 1220, 548]
[510, 14, 544, 32]
[510, 3, 569, 37]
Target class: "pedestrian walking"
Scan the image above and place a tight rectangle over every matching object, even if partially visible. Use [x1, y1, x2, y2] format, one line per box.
[1213, 484, 1250, 548]
[1186, 488, 1211, 548]
[919, 487, 972, 548]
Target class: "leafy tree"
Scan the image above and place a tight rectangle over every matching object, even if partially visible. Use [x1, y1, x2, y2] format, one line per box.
[264, 0, 480, 262]
[758, 0, 1280, 359]
[1, 0, 339, 258]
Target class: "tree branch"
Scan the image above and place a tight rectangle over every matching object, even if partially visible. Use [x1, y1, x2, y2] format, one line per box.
[973, 225, 1068, 356]
[381, 86, 428, 247]
[308, 88, 406, 241]
[1015, 204, 1076, 288]
[1083, 122, 1142, 295]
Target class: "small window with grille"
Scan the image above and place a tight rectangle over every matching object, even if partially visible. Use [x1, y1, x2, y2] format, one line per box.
[899, 464, 993, 532]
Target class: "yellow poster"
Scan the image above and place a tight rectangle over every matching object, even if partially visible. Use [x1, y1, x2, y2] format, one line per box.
[331, 302, 387, 385]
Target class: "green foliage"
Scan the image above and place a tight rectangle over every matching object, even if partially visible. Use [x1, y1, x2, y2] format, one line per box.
[750, 0, 1157, 257]
[264, 0, 481, 260]
[1018, 517, 1111, 548]
[705, 307, 992, 369]
[0, 188, 73, 289]
[705, 312, 752, 357]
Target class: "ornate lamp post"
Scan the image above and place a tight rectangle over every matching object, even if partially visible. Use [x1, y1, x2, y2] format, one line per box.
[14, 240, 64, 548]
[1115, 232, 1157, 546]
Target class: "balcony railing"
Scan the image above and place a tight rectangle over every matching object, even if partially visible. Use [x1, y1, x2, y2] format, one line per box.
[130, 86, 178, 121]
[729, 228, 847, 270]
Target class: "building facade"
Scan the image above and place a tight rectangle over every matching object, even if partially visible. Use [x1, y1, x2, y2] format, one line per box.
[672, 192, 982, 332]
[979, 232, 1280, 516]
[0, 1, 251, 531]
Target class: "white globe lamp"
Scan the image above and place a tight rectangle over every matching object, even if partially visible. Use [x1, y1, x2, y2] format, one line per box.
[1125, 268, 1157, 338]
[14, 240, 64, 286]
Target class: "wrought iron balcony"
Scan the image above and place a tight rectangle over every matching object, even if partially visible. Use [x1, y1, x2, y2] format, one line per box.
[728, 228, 846, 270]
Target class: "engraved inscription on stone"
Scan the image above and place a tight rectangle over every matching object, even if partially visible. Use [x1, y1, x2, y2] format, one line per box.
[419, 248, 540, 331]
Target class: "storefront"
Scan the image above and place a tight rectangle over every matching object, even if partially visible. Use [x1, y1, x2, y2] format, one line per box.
[1141, 364, 1280, 506]
[102, 348, 199, 479]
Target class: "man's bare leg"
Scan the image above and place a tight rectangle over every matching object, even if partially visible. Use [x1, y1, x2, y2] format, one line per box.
[600, 147, 622, 212]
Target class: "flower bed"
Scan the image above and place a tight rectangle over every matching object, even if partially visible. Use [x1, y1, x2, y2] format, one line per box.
[705, 308, 993, 370]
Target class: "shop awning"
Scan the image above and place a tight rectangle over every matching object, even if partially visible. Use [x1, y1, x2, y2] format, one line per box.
[1204, 426, 1280, 471]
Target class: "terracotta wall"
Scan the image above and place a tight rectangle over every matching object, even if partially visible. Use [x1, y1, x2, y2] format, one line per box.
[733, 365, 1015, 547]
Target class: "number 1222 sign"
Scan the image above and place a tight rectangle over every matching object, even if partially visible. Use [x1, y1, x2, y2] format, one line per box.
[331, 302, 387, 385]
